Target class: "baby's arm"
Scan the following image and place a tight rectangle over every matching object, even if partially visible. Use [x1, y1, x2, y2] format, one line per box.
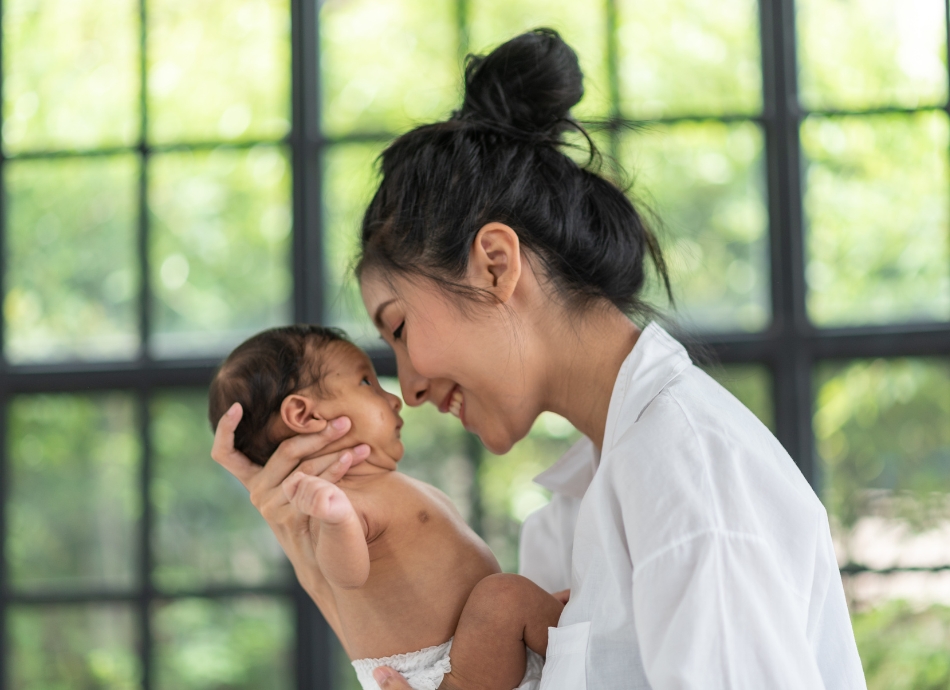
[439, 574, 564, 690]
[284, 472, 370, 589]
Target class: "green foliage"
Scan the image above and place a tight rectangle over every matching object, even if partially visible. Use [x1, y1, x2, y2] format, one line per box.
[147, 0, 291, 144]
[2, 0, 139, 151]
[5, 155, 140, 362]
[616, 0, 762, 118]
[148, 146, 293, 357]
[8, 604, 141, 690]
[7, 393, 140, 591]
[852, 600, 950, 690]
[797, 0, 947, 111]
[815, 358, 950, 534]
[802, 112, 950, 326]
[151, 390, 288, 590]
[319, 0, 459, 137]
[622, 121, 770, 332]
[152, 597, 293, 690]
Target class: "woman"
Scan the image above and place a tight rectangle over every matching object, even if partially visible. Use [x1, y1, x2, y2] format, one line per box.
[213, 30, 866, 689]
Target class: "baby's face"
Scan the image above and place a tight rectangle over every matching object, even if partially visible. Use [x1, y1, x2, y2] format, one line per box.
[302, 343, 405, 469]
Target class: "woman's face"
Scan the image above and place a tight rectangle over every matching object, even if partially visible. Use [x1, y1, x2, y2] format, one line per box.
[360, 269, 541, 455]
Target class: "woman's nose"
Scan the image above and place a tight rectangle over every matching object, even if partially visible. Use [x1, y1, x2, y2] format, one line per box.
[396, 348, 429, 406]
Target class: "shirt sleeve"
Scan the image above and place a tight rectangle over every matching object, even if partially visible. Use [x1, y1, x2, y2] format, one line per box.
[518, 493, 580, 593]
[631, 529, 828, 690]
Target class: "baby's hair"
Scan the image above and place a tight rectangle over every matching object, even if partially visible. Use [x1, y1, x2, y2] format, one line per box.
[208, 324, 351, 466]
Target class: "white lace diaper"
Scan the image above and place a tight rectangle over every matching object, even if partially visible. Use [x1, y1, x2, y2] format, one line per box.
[351, 638, 544, 690]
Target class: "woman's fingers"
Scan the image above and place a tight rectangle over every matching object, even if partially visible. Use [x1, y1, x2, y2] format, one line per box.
[552, 589, 571, 605]
[211, 403, 259, 486]
[255, 416, 353, 487]
[315, 444, 371, 483]
[373, 667, 413, 689]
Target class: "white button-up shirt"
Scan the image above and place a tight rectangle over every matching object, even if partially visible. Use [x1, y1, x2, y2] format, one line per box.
[519, 323, 867, 690]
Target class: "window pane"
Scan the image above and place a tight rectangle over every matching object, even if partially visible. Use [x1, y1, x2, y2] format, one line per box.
[620, 120, 770, 332]
[147, 0, 290, 144]
[8, 603, 140, 688]
[467, 0, 610, 120]
[149, 146, 292, 358]
[481, 413, 581, 572]
[803, 113, 950, 327]
[815, 358, 950, 564]
[7, 393, 140, 591]
[381, 378, 477, 524]
[616, 0, 761, 119]
[323, 142, 386, 344]
[320, 0, 457, 137]
[5, 156, 139, 363]
[797, 0, 947, 111]
[705, 363, 774, 431]
[152, 596, 294, 690]
[815, 358, 950, 686]
[152, 390, 288, 591]
[2, 0, 139, 152]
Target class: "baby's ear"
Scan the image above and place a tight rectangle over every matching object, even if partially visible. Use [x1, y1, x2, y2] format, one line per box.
[280, 394, 327, 433]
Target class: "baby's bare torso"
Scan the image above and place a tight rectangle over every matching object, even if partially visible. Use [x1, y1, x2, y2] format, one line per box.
[311, 470, 500, 660]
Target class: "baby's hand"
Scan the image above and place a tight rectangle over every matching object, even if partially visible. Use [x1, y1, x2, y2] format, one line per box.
[284, 472, 356, 525]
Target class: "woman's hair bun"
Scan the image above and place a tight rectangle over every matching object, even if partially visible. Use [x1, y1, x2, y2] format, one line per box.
[457, 28, 584, 136]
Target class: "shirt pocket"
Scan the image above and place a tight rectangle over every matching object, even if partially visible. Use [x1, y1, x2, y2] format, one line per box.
[539, 621, 590, 690]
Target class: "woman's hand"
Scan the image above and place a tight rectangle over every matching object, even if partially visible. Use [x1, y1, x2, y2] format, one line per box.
[211, 402, 370, 599]
[373, 667, 412, 689]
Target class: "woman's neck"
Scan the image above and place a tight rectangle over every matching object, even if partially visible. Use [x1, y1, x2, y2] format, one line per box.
[539, 304, 641, 450]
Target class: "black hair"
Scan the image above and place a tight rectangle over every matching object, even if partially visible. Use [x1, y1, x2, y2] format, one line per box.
[208, 325, 350, 466]
[356, 28, 671, 315]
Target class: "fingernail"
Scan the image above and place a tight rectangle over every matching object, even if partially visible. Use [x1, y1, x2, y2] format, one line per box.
[373, 667, 395, 683]
[331, 417, 349, 431]
[354, 444, 371, 458]
[338, 452, 352, 466]
[228, 402, 241, 416]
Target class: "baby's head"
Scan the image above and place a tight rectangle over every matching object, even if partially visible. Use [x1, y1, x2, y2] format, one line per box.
[208, 325, 404, 470]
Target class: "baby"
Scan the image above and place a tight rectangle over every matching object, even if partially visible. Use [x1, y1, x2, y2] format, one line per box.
[208, 325, 563, 690]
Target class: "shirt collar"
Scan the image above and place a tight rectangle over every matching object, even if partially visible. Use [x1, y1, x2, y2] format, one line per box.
[532, 322, 692, 498]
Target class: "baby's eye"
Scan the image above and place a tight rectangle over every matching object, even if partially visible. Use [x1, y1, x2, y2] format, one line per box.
[392, 321, 405, 340]
[361, 376, 371, 386]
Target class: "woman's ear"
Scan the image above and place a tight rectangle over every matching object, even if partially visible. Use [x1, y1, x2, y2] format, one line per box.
[280, 393, 327, 433]
[467, 223, 522, 303]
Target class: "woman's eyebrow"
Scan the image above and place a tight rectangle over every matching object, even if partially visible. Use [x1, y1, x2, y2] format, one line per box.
[372, 299, 397, 329]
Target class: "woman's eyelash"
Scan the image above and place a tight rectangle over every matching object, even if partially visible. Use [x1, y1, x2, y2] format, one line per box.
[392, 321, 405, 340]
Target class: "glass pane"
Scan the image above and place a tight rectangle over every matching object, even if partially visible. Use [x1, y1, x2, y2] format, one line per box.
[797, 0, 947, 111]
[3, 0, 139, 152]
[616, 0, 762, 119]
[803, 113, 950, 327]
[705, 363, 774, 431]
[152, 596, 294, 690]
[467, 0, 610, 120]
[147, 0, 290, 144]
[7, 393, 140, 591]
[152, 390, 288, 591]
[850, 593, 950, 689]
[481, 413, 581, 572]
[8, 603, 140, 688]
[323, 142, 386, 344]
[620, 120, 770, 332]
[5, 156, 139, 363]
[149, 146, 292, 358]
[380, 378, 476, 523]
[814, 358, 950, 562]
[320, 0, 458, 136]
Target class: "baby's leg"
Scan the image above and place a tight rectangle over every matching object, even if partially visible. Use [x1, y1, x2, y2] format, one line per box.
[439, 573, 563, 690]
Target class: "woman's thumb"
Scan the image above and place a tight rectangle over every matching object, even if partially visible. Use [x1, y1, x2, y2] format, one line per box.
[373, 666, 412, 689]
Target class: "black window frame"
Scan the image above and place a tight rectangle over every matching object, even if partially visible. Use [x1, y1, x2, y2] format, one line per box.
[0, 1, 948, 689]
